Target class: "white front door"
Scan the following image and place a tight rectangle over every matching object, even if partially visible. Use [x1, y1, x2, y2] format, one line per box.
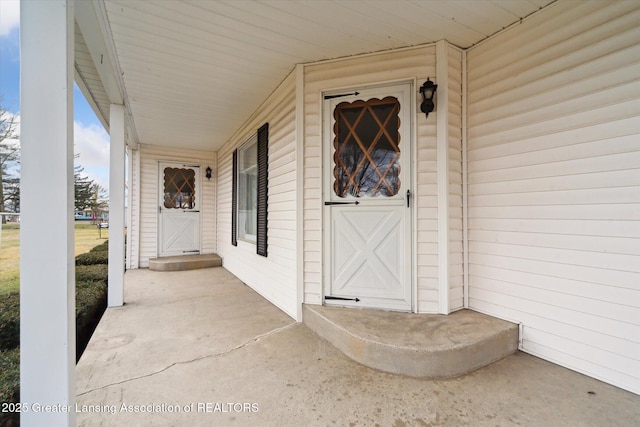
[323, 83, 413, 311]
[159, 163, 201, 257]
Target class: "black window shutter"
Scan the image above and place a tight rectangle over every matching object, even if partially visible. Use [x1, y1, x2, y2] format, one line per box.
[256, 123, 269, 257]
[231, 149, 238, 246]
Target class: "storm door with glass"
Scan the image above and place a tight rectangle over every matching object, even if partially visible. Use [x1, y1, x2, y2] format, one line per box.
[158, 163, 201, 256]
[323, 83, 413, 311]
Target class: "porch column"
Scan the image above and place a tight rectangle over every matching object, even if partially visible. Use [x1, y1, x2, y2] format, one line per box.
[20, 1, 76, 426]
[108, 103, 126, 307]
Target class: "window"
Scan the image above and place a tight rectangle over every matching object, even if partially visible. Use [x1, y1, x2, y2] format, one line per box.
[333, 97, 401, 198]
[163, 167, 196, 209]
[237, 135, 258, 242]
[232, 123, 269, 256]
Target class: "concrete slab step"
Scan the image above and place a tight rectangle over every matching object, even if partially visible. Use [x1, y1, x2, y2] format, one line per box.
[148, 254, 222, 271]
[303, 305, 519, 379]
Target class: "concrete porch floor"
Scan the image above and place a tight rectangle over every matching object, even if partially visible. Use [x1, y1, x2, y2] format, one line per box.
[76, 268, 639, 426]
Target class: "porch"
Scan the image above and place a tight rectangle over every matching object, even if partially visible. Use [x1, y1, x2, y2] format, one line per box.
[75, 267, 639, 426]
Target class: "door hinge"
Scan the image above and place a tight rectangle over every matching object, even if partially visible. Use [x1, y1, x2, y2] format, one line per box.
[324, 91, 360, 100]
[324, 201, 360, 206]
[325, 296, 360, 302]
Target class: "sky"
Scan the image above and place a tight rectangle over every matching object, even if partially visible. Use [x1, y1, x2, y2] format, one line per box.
[0, 0, 111, 193]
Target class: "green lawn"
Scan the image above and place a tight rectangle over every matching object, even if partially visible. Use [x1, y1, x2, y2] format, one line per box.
[0, 222, 108, 295]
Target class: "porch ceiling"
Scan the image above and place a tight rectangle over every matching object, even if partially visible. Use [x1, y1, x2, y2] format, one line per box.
[76, 0, 554, 152]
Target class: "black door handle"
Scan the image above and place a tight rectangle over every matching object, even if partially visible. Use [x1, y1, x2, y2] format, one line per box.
[406, 190, 411, 208]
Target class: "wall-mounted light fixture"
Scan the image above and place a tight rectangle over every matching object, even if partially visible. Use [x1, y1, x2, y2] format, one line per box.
[205, 166, 212, 181]
[419, 78, 438, 119]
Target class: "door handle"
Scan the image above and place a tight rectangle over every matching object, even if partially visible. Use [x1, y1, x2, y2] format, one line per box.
[324, 201, 360, 206]
[406, 190, 411, 208]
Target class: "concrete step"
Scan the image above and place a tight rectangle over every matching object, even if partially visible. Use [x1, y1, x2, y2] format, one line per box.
[148, 254, 222, 272]
[303, 305, 519, 379]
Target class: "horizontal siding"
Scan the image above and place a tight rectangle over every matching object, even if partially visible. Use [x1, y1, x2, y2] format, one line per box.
[467, 0, 640, 394]
[216, 72, 298, 319]
[137, 145, 216, 267]
[303, 46, 439, 312]
[127, 148, 140, 269]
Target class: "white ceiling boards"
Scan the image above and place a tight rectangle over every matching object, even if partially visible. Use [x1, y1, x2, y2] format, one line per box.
[75, 0, 553, 151]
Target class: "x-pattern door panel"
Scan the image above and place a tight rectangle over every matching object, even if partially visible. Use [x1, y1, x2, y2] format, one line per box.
[160, 211, 200, 255]
[332, 207, 405, 299]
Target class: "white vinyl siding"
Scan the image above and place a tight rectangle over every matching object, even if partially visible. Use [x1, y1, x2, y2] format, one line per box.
[467, 0, 640, 394]
[126, 147, 141, 269]
[217, 72, 298, 319]
[135, 145, 216, 267]
[303, 46, 443, 313]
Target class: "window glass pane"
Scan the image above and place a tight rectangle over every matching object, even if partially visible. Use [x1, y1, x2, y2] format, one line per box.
[163, 168, 196, 209]
[333, 97, 401, 198]
[238, 136, 257, 242]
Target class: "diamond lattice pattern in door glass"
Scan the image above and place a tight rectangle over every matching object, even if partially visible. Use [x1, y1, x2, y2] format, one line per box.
[163, 168, 196, 209]
[333, 96, 401, 198]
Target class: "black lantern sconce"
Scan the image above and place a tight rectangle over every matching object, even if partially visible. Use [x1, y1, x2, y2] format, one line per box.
[205, 166, 212, 181]
[419, 78, 438, 118]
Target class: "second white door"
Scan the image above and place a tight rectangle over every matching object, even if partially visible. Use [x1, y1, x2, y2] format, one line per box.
[159, 163, 201, 257]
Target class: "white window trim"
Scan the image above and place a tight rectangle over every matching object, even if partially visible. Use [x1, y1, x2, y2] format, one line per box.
[236, 133, 258, 244]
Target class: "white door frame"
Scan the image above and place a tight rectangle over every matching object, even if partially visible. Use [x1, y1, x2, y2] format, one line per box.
[158, 162, 202, 257]
[322, 81, 415, 311]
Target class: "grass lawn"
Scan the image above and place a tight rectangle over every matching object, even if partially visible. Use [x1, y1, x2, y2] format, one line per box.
[0, 222, 108, 295]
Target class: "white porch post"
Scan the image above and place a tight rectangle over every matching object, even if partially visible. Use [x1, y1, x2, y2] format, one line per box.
[20, 1, 76, 425]
[109, 104, 126, 307]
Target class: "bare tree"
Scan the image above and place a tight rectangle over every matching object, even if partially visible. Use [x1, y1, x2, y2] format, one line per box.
[0, 105, 20, 223]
